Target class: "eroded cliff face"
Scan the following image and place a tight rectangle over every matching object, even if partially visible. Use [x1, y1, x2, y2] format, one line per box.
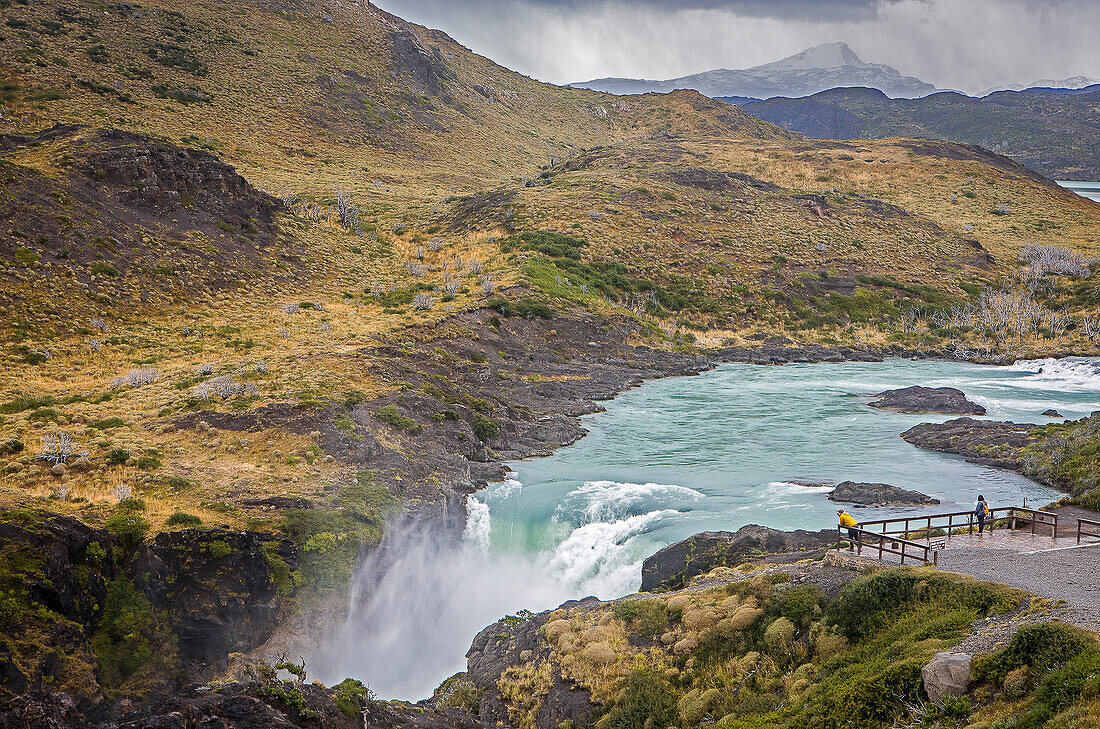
[0, 511, 296, 717]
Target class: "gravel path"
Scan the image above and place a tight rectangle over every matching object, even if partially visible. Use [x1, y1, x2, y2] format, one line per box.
[936, 533, 1100, 632]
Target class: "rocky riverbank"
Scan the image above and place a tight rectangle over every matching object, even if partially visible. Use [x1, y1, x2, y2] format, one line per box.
[901, 417, 1041, 471]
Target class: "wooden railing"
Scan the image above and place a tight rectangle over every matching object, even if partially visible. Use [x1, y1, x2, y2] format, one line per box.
[836, 526, 935, 565]
[835, 505, 1060, 565]
[856, 506, 1058, 541]
[1077, 518, 1100, 545]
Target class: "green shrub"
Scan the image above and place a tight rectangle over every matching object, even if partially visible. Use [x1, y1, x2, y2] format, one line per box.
[612, 599, 668, 637]
[333, 678, 375, 718]
[204, 540, 232, 559]
[13, 248, 39, 265]
[116, 497, 146, 513]
[778, 584, 824, 627]
[0, 438, 24, 456]
[106, 512, 149, 549]
[602, 668, 679, 729]
[828, 568, 1019, 640]
[106, 447, 130, 465]
[90, 261, 119, 277]
[375, 405, 421, 433]
[91, 576, 155, 683]
[165, 512, 201, 527]
[471, 412, 501, 441]
[975, 622, 1099, 685]
[27, 407, 60, 422]
[136, 451, 162, 470]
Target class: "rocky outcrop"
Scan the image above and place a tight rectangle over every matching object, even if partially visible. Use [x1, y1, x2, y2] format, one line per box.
[921, 652, 972, 703]
[828, 481, 940, 506]
[869, 386, 986, 415]
[82, 129, 282, 232]
[0, 511, 297, 714]
[1042, 409, 1063, 418]
[640, 525, 835, 591]
[466, 598, 597, 729]
[136, 529, 298, 667]
[1, 681, 487, 729]
[901, 418, 1039, 469]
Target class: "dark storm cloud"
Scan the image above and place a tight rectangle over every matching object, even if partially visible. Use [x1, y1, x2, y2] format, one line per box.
[383, 0, 897, 21]
[410, 0, 893, 20]
[373, 0, 1100, 94]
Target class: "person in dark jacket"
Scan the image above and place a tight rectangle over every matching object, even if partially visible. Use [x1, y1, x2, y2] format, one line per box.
[974, 494, 989, 534]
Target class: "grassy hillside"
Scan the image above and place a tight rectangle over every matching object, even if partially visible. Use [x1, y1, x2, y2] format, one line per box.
[740, 87, 1100, 182]
[1, 0, 1099, 526]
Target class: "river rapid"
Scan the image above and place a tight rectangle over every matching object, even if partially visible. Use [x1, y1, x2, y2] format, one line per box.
[317, 356, 1100, 699]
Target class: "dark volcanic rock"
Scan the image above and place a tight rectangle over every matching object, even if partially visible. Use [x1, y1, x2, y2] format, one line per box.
[640, 525, 835, 591]
[828, 481, 939, 506]
[109, 681, 487, 729]
[901, 417, 1039, 469]
[870, 386, 986, 415]
[466, 599, 597, 729]
[136, 530, 298, 667]
[1042, 409, 1063, 418]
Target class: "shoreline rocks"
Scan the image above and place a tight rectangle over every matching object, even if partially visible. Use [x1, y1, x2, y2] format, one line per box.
[640, 525, 836, 591]
[901, 417, 1039, 470]
[869, 386, 986, 415]
[828, 480, 940, 506]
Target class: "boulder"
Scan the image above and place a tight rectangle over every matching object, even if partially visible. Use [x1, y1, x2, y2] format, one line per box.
[828, 481, 939, 506]
[1042, 409, 1063, 418]
[922, 651, 972, 703]
[640, 525, 835, 591]
[869, 386, 986, 415]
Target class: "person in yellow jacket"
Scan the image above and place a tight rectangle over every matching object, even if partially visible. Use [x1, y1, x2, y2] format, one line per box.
[837, 508, 858, 541]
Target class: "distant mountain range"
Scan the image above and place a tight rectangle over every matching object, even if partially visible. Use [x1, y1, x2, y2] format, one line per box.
[737, 86, 1100, 181]
[572, 43, 937, 99]
[979, 76, 1098, 96]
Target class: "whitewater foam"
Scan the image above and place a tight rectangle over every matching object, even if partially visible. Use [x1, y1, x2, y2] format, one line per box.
[1009, 358, 1100, 391]
[543, 508, 678, 597]
[462, 495, 491, 554]
[555, 479, 704, 524]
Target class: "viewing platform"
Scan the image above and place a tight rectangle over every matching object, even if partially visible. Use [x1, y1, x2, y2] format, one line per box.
[833, 505, 1100, 630]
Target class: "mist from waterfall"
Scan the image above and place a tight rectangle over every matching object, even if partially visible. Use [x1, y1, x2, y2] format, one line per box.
[311, 514, 569, 700]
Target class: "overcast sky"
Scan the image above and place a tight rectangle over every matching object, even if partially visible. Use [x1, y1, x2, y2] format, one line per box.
[372, 0, 1100, 94]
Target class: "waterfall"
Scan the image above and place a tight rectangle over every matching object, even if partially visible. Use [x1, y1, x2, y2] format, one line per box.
[311, 510, 569, 701]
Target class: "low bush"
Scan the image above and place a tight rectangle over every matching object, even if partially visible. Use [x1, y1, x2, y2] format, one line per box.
[471, 412, 501, 441]
[333, 678, 375, 718]
[165, 512, 201, 527]
[601, 668, 679, 729]
[106, 512, 149, 549]
[375, 405, 421, 433]
[612, 599, 668, 637]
